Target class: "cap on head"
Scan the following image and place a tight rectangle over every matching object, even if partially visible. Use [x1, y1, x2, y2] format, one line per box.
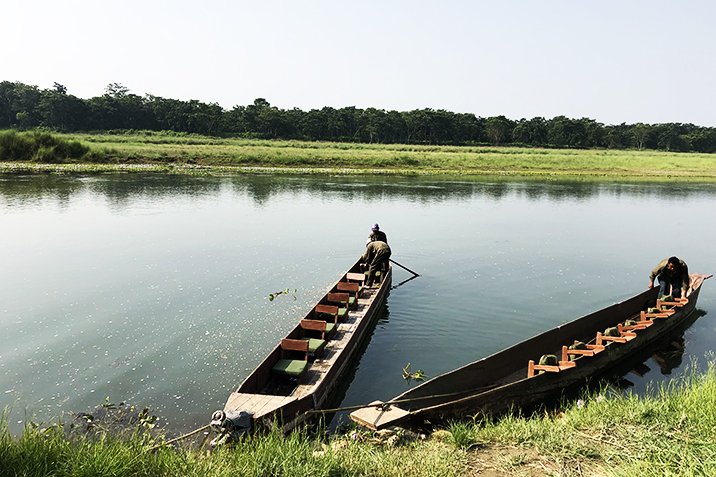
[668, 256, 680, 267]
[371, 223, 379, 231]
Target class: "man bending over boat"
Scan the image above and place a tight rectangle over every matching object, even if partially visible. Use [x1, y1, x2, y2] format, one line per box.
[362, 240, 391, 288]
[649, 256, 689, 300]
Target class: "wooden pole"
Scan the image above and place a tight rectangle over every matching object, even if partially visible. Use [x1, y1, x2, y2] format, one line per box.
[389, 259, 420, 277]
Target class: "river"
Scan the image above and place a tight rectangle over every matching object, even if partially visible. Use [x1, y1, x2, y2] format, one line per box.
[1, 174, 714, 434]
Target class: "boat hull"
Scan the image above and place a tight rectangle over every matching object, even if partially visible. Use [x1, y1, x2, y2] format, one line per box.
[224, 259, 392, 431]
[352, 273, 710, 430]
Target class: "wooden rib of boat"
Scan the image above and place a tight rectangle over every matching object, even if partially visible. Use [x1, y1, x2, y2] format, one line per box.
[351, 273, 711, 431]
[223, 258, 392, 431]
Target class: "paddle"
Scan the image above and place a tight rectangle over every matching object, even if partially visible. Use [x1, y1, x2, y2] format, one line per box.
[389, 258, 419, 277]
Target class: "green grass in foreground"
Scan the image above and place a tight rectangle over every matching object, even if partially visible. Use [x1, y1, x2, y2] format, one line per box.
[2, 130, 716, 179]
[2, 363, 716, 476]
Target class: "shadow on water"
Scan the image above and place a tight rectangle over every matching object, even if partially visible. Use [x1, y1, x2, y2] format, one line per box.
[391, 274, 419, 290]
[3, 174, 716, 211]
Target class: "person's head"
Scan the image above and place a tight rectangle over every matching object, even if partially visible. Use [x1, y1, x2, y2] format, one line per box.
[371, 223, 379, 232]
[667, 256, 680, 271]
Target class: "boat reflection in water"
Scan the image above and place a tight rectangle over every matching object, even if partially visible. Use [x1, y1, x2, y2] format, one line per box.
[600, 308, 706, 394]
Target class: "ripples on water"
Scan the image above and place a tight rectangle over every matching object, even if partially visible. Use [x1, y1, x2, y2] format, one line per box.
[1, 175, 715, 434]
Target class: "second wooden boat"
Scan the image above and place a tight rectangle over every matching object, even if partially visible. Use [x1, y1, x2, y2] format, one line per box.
[351, 273, 711, 431]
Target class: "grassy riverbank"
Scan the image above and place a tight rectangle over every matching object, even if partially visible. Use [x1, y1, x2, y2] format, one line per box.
[2, 130, 716, 179]
[3, 364, 715, 476]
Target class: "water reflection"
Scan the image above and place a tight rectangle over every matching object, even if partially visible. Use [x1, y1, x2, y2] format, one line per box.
[2, 174, 716, 212]
[598, 309, 706, 393]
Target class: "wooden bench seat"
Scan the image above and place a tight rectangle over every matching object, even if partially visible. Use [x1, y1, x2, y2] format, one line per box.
[617, 323, 641, 336]
[527, 359, 575, 378]
[301, 318, 336, 341]
[327, 292, 352, 316]
[346, 272, 366, 284]
[336, 281, 362, 304]
[299, 319, 332, 357]
[315, 304, 341, 324]
[271, 339, 309, 381]
[657, 297, 688, 309]
[562, 345, 595, 362]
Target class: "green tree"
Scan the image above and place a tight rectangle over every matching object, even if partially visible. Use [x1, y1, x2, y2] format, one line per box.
[105, 83, 130, 99]
[360, 108, 387, 143]
[485, 115, 513, 146]
[512, 117, 547, 146]
[37, 90, 86, 130]
[631, 123, 652, 150]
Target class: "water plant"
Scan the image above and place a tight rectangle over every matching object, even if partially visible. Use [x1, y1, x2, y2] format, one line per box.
[402, 363, 427, 384]
[268, 288, 298, 301]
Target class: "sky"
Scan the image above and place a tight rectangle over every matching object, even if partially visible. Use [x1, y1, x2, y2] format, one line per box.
[3, 0, 716, 127]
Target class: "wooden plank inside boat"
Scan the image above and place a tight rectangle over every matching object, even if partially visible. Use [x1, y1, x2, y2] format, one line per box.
[225, 392, 297, 419]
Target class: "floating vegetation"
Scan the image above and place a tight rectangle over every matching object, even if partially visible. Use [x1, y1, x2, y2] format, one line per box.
[402, 363, 426, 384]
[268, 288, 298, 301]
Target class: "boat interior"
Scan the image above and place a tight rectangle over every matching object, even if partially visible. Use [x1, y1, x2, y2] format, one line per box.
[233, 259, 389, 399]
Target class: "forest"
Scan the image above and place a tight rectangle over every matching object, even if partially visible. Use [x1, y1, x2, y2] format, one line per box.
[2, 80, 715, 153]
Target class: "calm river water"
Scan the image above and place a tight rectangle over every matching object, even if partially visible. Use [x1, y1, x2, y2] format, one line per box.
[1, 174, 715, 434]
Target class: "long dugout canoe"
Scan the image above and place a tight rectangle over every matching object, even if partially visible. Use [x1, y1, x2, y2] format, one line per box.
[351, 273, 711, 431]
[222, 258, 392, 432]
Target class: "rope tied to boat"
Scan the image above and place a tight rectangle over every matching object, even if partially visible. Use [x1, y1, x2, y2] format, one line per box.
[304, 383, 501, 416]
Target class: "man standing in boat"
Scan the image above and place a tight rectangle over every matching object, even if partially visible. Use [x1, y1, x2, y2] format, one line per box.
[648, 256, 689, 300]
[368, 223, 387, 244]
[362, 239, 391, 288]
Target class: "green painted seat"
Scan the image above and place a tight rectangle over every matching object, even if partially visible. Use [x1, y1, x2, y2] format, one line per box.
[300, 337, 326, 355]
[272, 359, 308, 378]
[271, 339, 309, 381]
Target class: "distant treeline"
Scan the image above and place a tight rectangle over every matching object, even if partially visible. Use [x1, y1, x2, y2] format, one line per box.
[2, 80, 715, 153]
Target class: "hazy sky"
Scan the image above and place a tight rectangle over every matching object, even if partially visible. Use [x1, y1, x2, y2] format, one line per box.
[4, 0, 715, 126]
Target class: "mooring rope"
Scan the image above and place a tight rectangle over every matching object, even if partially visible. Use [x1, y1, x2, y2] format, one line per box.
[304, 383, 501, 415]
[149, 424, 212, 451]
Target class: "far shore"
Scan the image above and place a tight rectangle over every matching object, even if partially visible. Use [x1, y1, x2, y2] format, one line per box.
[2, 131, 716, 181]
[2, 161, 716, 182]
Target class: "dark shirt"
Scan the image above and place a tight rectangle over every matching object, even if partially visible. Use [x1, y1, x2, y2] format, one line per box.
[368, 230, 387, 244]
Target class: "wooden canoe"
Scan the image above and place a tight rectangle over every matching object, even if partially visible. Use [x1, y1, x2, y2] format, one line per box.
[223, 258, 392, 432]
[351, 273, 711, 431]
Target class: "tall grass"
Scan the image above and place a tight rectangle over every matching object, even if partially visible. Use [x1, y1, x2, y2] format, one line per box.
[469, 362, 716, 476]
[0, 411, 464, 477]
[3, 364, 716, 476]
[3, 130, 716, 179]
[0, 131, 100, 163]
